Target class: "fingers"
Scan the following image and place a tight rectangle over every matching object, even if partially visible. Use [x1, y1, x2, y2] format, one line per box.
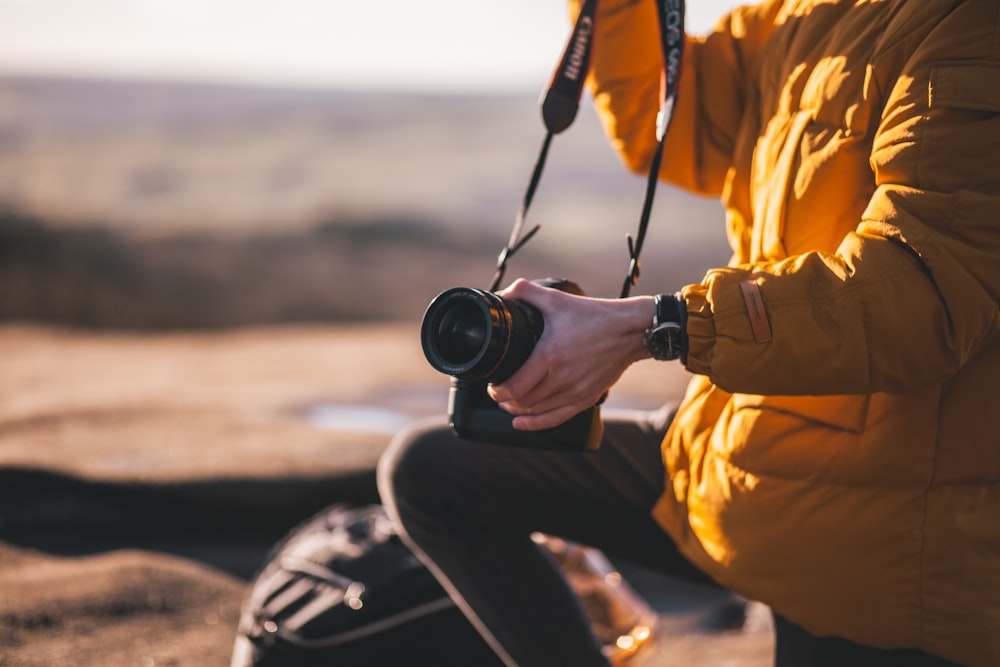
[486, 278, 555, 411]
[487, 358, 549, 409]
[489, 376, 592, 431]
[510, 404, 586, 432]
[489, 361, 600, 432]
[488, 342, 583, 417]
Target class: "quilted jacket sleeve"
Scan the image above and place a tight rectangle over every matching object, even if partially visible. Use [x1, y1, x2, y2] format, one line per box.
[580, 0, 1000, 396]
[681, 2, 1000, 396]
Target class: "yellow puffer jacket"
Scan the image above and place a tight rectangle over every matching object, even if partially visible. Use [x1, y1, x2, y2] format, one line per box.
[573, 0, 1000, 664]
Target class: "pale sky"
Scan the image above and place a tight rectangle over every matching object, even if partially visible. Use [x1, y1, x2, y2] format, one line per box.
[0, 0, 746, 92]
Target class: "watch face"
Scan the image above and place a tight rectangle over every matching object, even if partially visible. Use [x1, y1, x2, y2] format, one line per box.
[646, 293, 685, 362]
[648, 322, 681, 361]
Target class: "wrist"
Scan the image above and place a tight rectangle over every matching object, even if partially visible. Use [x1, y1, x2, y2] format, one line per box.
[609, 296, 658, 364]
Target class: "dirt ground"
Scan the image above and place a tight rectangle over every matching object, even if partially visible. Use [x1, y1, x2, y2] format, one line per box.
[0, 323, 773, 666]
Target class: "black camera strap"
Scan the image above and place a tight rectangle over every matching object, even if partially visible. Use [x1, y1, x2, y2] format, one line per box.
[489, 0, 598, 292]
[621, 0, 685, 297]
[488, 0, 686, 298]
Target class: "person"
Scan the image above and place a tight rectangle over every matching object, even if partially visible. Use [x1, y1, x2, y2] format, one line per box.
[378, 0, 1000, 665]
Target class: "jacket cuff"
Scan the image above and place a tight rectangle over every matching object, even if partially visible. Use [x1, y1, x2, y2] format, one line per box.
[680, 283, 715, 376]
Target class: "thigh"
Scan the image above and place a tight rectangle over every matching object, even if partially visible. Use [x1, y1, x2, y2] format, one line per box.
[380, 404, 712, 583]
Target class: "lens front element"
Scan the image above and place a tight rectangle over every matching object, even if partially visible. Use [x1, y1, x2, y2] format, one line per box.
[421, 288, 505, 380]
[421, 286, 543, 383]
[435, 300, 489, 366]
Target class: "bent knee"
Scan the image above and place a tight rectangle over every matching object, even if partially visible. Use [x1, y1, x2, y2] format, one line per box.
[377, 418, 459, 517]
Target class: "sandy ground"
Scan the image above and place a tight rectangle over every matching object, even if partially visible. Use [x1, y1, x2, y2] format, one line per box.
[0, 323, 773, 666]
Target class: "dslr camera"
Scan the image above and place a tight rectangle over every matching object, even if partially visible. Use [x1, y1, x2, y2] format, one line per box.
[420, 278, 603, 451]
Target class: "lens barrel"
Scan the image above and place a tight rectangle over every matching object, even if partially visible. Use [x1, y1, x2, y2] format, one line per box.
[420, 287, 543, 384]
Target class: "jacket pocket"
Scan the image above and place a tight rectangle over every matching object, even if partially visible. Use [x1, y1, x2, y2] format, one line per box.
[720, 393, 872, 482]
[731, 393, 869, 433]
[930, 61, 1000, 112]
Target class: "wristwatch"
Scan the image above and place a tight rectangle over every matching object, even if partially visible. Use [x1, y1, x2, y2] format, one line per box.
[642, 293, 686, 362]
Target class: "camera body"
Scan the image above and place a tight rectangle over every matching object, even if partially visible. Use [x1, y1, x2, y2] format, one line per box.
[420, 278, 603, 451]
[446, 377, 603, 451]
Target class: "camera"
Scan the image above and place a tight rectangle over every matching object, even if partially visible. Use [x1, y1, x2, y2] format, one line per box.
[420, 278, 603, 451]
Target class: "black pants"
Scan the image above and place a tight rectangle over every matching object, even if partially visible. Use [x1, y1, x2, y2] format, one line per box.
[772, 615, 959, 666]
[377, 406, 958, 667]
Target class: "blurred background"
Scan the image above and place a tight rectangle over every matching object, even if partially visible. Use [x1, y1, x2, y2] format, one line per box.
[0, 0, 742, 329]
[0, 4, 778, 665]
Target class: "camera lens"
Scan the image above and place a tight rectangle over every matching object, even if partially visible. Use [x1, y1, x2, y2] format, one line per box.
[435, 301, 487, 366]
[420, 287, 542, 383]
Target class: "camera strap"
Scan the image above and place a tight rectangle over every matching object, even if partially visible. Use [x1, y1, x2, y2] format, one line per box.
[621, 0, 685, 297]
[488, 0, 686, 298]
[489, 0, 598, 292]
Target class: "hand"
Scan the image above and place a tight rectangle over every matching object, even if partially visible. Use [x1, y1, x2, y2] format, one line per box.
[486, 278, 656, 431]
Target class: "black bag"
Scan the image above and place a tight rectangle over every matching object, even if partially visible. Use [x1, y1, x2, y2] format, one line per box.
[231, 503, 503, 666]
[232, 503, 659, 667]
